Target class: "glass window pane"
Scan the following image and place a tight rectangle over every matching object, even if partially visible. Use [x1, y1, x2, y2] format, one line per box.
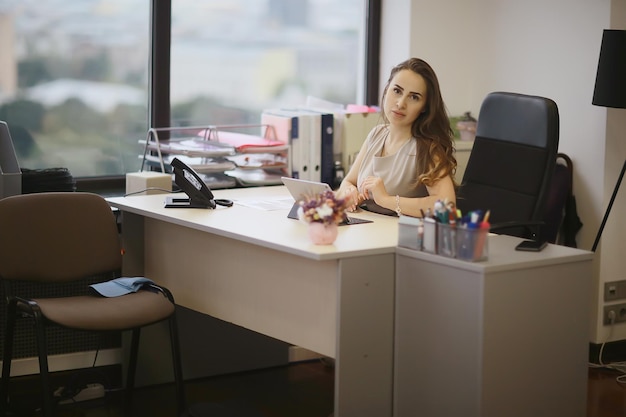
[170, 0, 366, 127]
[0, 0, 366, 179]
[0, 1, 149, 177]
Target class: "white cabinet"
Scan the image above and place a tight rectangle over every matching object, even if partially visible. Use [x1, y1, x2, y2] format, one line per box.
[394, 234, 593, 417]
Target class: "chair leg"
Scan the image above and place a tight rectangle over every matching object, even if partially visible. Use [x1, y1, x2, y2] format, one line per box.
[168, 313, 186, 415]
[124, 328, 140, 416]
[1, 300, 17, 416]
[32, 311, 54, 417]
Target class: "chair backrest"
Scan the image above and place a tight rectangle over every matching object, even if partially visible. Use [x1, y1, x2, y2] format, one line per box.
[0, 192, 122, 283]
[539, 153, 571, 244]
[457, 91, 560, 238]
[539, 153, 583, 246]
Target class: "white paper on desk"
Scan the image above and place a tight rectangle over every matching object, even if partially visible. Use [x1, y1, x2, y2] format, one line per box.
[234, 197, 294, 211]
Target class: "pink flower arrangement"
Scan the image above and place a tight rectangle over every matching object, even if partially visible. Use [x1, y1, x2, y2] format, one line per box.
[297, 190, 349, 226]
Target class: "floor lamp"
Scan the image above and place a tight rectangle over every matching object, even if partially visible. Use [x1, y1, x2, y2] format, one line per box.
[591, 29, 626, 252]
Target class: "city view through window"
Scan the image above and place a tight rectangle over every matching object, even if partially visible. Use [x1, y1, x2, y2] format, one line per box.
[0, 0, 365, 178]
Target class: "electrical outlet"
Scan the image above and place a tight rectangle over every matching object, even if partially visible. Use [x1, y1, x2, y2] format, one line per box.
[604, 280, 626, 301]
[603, 303, 626, 325]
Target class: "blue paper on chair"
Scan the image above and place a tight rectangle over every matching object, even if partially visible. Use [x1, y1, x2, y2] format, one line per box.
[90, 277, 155, 297]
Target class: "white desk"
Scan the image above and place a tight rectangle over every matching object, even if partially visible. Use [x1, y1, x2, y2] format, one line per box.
[109, 187, 594, 417]
[108, 185, 399, 417]
[394, 235, 593, 417]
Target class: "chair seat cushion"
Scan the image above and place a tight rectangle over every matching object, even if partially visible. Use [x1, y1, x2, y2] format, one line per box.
[32, 290, 175, 331]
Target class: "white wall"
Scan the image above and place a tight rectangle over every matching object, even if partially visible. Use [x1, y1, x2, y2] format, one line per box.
[381, 0, 626, 343]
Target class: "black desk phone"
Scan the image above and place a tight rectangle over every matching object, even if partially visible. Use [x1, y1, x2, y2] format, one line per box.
[165, 157, 233, 209]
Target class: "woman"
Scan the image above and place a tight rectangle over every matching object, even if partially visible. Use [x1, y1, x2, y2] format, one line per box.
[337, 57, 457, 217]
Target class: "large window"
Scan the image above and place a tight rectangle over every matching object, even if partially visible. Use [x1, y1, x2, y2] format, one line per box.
[169, 0, 366, 127]
[0, 0, 373, 181]
[0, 0, 150, 178]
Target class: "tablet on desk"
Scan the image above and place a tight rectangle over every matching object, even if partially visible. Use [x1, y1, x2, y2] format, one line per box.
[281, 177, 332, 202]
[281, 177, 372, 225]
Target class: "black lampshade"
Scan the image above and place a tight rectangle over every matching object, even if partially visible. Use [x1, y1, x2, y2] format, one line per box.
[593, 29, 626, 109]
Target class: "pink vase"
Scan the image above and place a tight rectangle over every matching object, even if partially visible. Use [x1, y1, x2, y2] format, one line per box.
[308, 222, 338, 245]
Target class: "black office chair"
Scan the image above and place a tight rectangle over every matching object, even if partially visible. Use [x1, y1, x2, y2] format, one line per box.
[0, 192, 185, 417]
[538, 153, 583, 246]
[456, 91, 560, 239]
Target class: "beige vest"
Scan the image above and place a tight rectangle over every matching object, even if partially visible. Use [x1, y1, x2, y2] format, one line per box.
[357, 124, 428, 198]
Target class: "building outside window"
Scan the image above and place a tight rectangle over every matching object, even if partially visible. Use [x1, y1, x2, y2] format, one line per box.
[0, 0, 367, 179]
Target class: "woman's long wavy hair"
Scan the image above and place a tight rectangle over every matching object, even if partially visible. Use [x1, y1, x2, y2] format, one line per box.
[381, 58, 457, 187]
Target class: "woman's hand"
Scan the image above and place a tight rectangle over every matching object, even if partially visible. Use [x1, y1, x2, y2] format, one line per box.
[337, 182, 360, 212]
[359, 176, 388, 204]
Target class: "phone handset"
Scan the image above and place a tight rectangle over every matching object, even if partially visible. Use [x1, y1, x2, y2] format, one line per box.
[165, 157, 233, 209]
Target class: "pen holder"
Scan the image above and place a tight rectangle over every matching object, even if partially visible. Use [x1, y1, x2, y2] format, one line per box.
[422, 218, 437, 253]
[437, 223, 457, 258]
[398, 215, 423, 250]
[456, 226, 489, 262]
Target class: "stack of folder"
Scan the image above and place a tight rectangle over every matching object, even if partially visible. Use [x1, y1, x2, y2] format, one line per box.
[261, 105, 380, 187]
[201, 128, 290, 186]
[139, 124, 291, 188]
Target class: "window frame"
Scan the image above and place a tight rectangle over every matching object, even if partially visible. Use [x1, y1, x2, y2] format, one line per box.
[76, 0, 381, 194]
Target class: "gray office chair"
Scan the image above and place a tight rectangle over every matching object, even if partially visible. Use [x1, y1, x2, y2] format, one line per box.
[456, 91, 560, 239]
[0, 192, 185, 417]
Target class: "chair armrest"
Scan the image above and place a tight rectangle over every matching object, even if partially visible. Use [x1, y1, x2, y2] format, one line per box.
[489, 220, 545, 240]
